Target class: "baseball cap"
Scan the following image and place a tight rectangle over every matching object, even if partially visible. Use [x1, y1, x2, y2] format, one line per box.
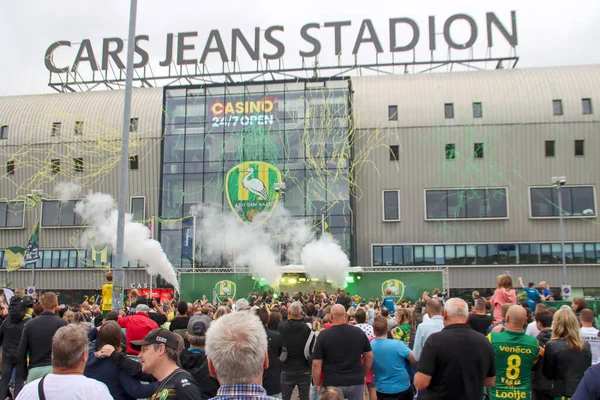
[131, 328, 180, 351]
[187, 314, 212, 336]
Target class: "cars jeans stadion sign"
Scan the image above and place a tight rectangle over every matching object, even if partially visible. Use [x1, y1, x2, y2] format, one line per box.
[44, 12, 517, 75]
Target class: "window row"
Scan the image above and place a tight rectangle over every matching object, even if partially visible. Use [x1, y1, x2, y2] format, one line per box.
[389, 143, 484, 161]
[30, 118, 139, 138]
[5, 156, 140, 175]
[0, 248, 142, 270]
[382, 186, 596, 221]
[388, 98, 593, 121]
[545, 140, 586, 157]
[373, 242, 600, 266]
[0, 197, 141, 229]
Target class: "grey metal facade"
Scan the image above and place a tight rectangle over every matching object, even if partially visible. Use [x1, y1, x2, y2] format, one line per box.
[0, 88, 164, 287]
[352, 65, 600, 288]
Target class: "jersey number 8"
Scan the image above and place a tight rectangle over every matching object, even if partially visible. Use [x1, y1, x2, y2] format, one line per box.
[506, 355, 521, 379]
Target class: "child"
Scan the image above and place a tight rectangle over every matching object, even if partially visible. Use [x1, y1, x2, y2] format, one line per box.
[101, 271, 113, 318]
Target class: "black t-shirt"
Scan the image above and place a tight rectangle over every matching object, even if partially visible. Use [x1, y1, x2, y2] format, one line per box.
[150, 369, 201, 400]
[417, 324, 495, 400]
[263, 327, 283, 395]
[467, 313, 494, 335]
[169, 316, 190, 332]
[312, 324, 371, 387]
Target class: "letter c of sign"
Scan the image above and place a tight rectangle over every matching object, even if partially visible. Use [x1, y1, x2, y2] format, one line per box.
[45, 41, 72, 73]
[212, 102, 224, 116]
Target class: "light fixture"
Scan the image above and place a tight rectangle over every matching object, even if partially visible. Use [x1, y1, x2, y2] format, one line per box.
[346, 276, 355, 283]
[288, 278, 297, 284]
[356, 275, 362, 280]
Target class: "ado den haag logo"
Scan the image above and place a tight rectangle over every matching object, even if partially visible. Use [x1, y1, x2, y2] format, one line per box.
[226, 161, 282, 223]
[382, 279, 405, 303]
[215, 280, 237, 302]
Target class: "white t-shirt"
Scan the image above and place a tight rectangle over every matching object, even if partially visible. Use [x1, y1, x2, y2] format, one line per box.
[580, 326, 600, 365]
[16, 374, 113, 400]
[526, 321, 540, 337]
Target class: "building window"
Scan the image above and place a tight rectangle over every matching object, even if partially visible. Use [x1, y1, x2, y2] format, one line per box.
[389, 145, 399, 161]
[130, 197, 146, 221]
[530, 186, 596, 217]
[575, 140, 584, 156]
[74, 157, 83, 172]
[445, 143, 456, 160]
[130, 118, 139, 132]
[6, 160, 15, 175]
[129, 155, 139, 170]
[545, 141, 555, 157]
[51, 159, 60, 174]
[474, 143, 484, 159]
[41, 200, 84, 227]
[582, 98, 592, 115]
[473, 102, 483, 118]
[382, 190, 400, 221]
[425, 188, 508, 220]
[553, 100, 563, 116]
[51, 122, 61, 136]
[74, 121, 84, 135]
[388, 105, 398, 121]
[444, 103, 454, 119]
[0, 125, 8, 139]
[0, 201, 25, 228]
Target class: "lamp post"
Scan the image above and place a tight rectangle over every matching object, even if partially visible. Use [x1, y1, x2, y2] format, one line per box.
[552, 176, 568, 287]
[113, 0, 138, 312]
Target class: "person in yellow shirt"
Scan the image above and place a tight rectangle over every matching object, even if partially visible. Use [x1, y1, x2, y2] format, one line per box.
[101, 271, 113, 317]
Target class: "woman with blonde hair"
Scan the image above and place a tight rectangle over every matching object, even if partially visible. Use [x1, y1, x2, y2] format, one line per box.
[62, 310, 74, 324]
[213, 305, 230, 320]
[543, 305, 592, 399]
[491, 274, 517, 323]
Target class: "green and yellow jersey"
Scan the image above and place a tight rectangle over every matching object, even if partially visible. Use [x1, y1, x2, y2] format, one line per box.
[488, 329, 539, 400]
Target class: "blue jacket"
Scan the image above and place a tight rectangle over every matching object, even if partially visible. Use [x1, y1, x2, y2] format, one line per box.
[84, 351, 157, 400]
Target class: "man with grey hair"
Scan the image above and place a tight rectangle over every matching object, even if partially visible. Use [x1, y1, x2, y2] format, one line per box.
[235, 298, 250, 311]
[206, 310, 278, 399]
[414, 298, 496, 400]
[16, 325, 112, 399]
[279, 301, 312, 400]
[118, 303, 159, 355]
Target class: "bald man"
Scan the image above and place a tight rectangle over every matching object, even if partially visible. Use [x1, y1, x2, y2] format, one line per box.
[312, 304, 373, 400]
[487, 305, 540, 400]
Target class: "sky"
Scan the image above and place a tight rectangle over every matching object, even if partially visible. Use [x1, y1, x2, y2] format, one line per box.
[0, 0, 599, 96]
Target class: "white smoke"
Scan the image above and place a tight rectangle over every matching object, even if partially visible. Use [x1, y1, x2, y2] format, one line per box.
[54, 181, 81, 202]
[301, 235, 350, 288]
[191, 203, 350, 287]
[74, 190, 179, 292]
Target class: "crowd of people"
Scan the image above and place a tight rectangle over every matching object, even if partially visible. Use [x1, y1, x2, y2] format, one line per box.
[0, 273, 598, 400]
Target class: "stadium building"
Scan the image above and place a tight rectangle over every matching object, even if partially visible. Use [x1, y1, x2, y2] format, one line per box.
[0, 64, 598, 302]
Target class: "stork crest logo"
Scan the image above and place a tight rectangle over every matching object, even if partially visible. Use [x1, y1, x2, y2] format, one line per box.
[225, 161, 282, 223]
[215, 280, 236, 302]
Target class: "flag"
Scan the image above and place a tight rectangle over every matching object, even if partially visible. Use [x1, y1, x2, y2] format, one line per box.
[91, 246, 110, 269]
[21, 222, 40, 269]
[147, 219, 153, 240]
[2, 288, 15, 303]
[5, 247, 24, 271]
[181, 218, 194, 260]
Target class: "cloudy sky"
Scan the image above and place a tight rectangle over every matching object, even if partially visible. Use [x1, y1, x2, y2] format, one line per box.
[1, 0, 599, 96]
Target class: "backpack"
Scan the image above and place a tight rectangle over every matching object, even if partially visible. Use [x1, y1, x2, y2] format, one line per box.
[304, 322, 319, 360]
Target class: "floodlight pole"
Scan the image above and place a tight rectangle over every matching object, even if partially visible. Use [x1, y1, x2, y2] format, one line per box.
[113, 0, 138, 312]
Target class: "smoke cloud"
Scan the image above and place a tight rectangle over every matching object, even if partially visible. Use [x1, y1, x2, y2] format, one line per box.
[54, 181, 81, 202]
[191, 203, 350, 287]
[74, 190, 179, 292]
